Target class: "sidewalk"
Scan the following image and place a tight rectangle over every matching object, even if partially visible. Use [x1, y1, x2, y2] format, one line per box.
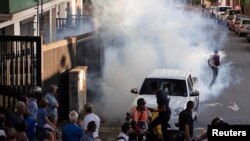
[99, 126, 120, 141]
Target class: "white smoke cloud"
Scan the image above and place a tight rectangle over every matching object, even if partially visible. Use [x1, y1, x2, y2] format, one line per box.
[92, 0, 235, 122]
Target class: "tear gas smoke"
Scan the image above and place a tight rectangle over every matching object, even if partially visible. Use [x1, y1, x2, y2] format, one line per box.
[91, 0, 235, 123]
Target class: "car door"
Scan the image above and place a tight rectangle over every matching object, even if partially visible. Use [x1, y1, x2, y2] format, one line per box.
[187, 75, 199, 111]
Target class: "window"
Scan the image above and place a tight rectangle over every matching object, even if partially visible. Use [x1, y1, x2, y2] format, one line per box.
[229, 10, 241, 15]
[243, 20, 250, 24]
[219, 7, 231, 12]
[139, 78, 187, 96]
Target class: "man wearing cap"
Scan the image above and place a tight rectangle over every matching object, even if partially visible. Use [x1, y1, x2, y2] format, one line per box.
[130, 98, 152, 141]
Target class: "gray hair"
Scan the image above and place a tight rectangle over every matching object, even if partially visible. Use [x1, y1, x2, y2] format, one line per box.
[69, 110, 78, 122]
[15, 101, 25, 111]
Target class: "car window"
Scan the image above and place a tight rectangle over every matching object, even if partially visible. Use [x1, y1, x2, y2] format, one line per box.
[229, 10, 241, 15]
[139, 78, 187, 96]
[219, 7, 231, 12]
[242, 20, 250, 24]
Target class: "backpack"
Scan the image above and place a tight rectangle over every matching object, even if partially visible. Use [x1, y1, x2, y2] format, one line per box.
[213, 54, 220, 66]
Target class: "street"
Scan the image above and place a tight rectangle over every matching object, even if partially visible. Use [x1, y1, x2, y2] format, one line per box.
[197, 22, 250, 126]
[2, 1, 250, 141]
[99, 17, 250, 141]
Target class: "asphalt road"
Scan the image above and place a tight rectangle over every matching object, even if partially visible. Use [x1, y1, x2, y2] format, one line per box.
[196, 20, 250, 127]
[98, 17, 250, 140]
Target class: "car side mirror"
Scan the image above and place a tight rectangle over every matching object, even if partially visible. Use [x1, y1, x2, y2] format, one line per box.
[190, 90, 199, 96]
[130, 88, 138, 94]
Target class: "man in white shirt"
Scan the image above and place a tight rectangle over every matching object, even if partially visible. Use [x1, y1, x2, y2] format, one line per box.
[117, 122, 130, 141]
[81, 103, 100, 139]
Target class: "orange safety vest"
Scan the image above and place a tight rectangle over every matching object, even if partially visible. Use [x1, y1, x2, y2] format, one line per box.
[131, 107, 149, 122]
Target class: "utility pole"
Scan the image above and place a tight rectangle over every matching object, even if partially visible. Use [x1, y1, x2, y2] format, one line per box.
[36, 0, 39, 36]
[40, 0, 44, 38]
[35, 0, 44, 39]
[34, 0, 39, 36]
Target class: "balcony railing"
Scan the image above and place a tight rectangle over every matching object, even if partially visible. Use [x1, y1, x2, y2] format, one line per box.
[56, 14, 93, 33]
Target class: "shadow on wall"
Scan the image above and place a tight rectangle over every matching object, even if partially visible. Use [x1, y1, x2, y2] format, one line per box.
[42, 55, 70, 122]
[42, 33, 101, 121]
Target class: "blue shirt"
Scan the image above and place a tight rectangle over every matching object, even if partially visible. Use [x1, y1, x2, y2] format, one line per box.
[37, 108, 48, 128]
[156, 90, 171, 116]
[62, 123, 83, 141]
[25, 115, 36, 141]
[44, 93, 58, 118]
[27, 98, 38, 119]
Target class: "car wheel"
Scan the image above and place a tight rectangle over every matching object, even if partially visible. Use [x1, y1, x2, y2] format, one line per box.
[248, 39, 250, 43]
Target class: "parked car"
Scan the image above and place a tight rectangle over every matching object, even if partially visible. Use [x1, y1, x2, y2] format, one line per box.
[130, 69, 200, 130]
[208, 6, 217, 17]
[215, 6, 232, 21]
[229, 14, 249, 31]
[245, 28, 250, 42]
[221, 9, 241, 25]
[234, 18, 250, 36]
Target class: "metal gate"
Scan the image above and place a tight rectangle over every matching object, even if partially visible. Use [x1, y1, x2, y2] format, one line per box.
[0, 35, 42, 114]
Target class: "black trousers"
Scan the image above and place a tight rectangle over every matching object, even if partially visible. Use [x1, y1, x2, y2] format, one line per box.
[148, 114, 170, 141]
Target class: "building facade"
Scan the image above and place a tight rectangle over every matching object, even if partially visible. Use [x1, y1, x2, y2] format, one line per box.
[0, 0, 84, 43]
[202, 0, 240, 8]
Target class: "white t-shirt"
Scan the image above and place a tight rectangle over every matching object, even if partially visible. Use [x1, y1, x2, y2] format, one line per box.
[117, 132, 129, 141]
[82, 113, 100, 138]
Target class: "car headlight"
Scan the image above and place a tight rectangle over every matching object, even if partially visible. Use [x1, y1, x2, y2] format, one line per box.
[173, 108, 184, 116]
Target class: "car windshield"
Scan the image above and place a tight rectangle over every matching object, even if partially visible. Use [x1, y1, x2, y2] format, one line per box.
[139, 78, 187, 96]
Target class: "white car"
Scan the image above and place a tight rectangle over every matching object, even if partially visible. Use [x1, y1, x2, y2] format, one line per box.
[215, 6, 232, 20]
[208, 6, 217, 17]
[221, 9, 241, 25]
[235, 18, 250, 36]
[130, 69, 200, 130]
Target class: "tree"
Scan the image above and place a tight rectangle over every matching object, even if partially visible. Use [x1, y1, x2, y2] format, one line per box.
[241, 0, 250, 5]
[241, 0, 249, 14]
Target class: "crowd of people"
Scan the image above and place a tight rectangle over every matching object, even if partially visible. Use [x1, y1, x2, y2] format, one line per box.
[0, 84, 102, 141]
[0, 51, 222, 141]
